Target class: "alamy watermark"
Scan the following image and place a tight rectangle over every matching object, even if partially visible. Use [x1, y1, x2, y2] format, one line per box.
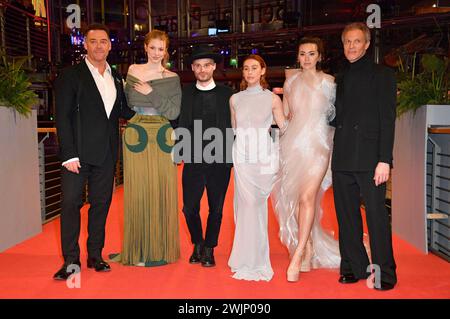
[366, 4, 381, 29]
[66, 4, 81, 29]
[65, 2, 381, 37]
[123, 120, 281, 174]
[366, 264, 382, 289]
[65, 264, 81, 289]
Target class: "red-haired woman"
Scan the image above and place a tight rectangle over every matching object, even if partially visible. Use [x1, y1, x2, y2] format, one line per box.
[228, 55, 287, 281]
[111, 30, 181, 267]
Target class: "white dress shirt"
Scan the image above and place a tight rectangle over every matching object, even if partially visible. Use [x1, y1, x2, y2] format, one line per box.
[62, 58, 117, 166]
[85, 57, 117, 118]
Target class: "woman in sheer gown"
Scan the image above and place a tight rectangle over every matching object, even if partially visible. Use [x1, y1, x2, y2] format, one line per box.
[228, 55, 287, 281]
[271, 37, 341, 282]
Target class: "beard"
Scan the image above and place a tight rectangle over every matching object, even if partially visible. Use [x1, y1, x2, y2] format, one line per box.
[196, 73, 213, 83]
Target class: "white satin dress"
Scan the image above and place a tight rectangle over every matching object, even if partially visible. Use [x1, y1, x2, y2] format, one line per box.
[228, 85, 278, 281]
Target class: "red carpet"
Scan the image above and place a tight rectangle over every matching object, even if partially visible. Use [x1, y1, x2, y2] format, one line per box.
[0, 166, 449, 299]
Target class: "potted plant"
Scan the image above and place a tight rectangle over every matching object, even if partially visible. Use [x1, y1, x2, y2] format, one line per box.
[0, 51, 38, 117]
[0, 51, 42, 252]
[392, 53, 450, 255]
[396, 53, 449, 117]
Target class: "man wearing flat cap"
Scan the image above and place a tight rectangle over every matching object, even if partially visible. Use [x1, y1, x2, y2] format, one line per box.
[176, 45, 233, 267]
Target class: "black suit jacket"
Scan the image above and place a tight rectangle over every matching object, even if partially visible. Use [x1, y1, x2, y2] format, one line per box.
[331, 55, 397, 171]
[176, 83, 233, 166]
[55, 60, 136, 166]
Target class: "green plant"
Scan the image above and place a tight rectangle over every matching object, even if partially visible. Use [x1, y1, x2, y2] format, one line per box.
[0, 51, 38, 118]
[397, 53, 449, 117]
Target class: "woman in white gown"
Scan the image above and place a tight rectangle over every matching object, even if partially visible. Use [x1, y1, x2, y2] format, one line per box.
[228, 55, 287, 281]
[271, 37, 341, 282]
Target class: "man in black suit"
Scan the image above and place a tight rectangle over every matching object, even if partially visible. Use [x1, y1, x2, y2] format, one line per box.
[53, 24, 136, 280]
[331, 22, 397, 290]
[175, 46, 233, 267]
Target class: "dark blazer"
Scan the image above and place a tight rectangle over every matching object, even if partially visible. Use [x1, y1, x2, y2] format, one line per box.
[55, 60, 135, 166]
[176, 83, 233, 166]
[331, 55, 397, 171]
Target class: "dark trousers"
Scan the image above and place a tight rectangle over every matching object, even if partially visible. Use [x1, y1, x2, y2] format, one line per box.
[182, 163, 231, 248]
[60, 150, 115, 263]
[332, 171, 397, 285]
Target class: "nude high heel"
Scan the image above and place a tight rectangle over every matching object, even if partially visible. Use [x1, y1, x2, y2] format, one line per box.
[287, 269, 300, 282]
[286, 249, 304, 282]
[300, 239, 313, 272]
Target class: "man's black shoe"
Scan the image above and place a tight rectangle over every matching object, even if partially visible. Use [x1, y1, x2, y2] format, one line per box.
[338, 273, 359, 284]
[374, 281, 396, 291]
[87, 257, 111, 272]
[189, 243, 204, 264]
[201, 247, 215, 267]
[53, 261, 81, 281]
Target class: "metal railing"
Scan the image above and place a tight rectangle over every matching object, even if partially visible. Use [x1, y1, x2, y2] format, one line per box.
[38, 128, 61, 223]
[0, 0, 50, 67]
[37, 127, 125, 223]
[426, 127, 450, 262]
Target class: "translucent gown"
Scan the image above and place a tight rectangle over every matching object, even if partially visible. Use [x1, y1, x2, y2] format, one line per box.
[228, 85, 278, 281]
[271, 70, 341, 269]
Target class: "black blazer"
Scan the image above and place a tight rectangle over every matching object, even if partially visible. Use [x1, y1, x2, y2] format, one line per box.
[176, 83, 233, 166]
[55, 60, 135, 166]
[331, 55, 397, 171]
